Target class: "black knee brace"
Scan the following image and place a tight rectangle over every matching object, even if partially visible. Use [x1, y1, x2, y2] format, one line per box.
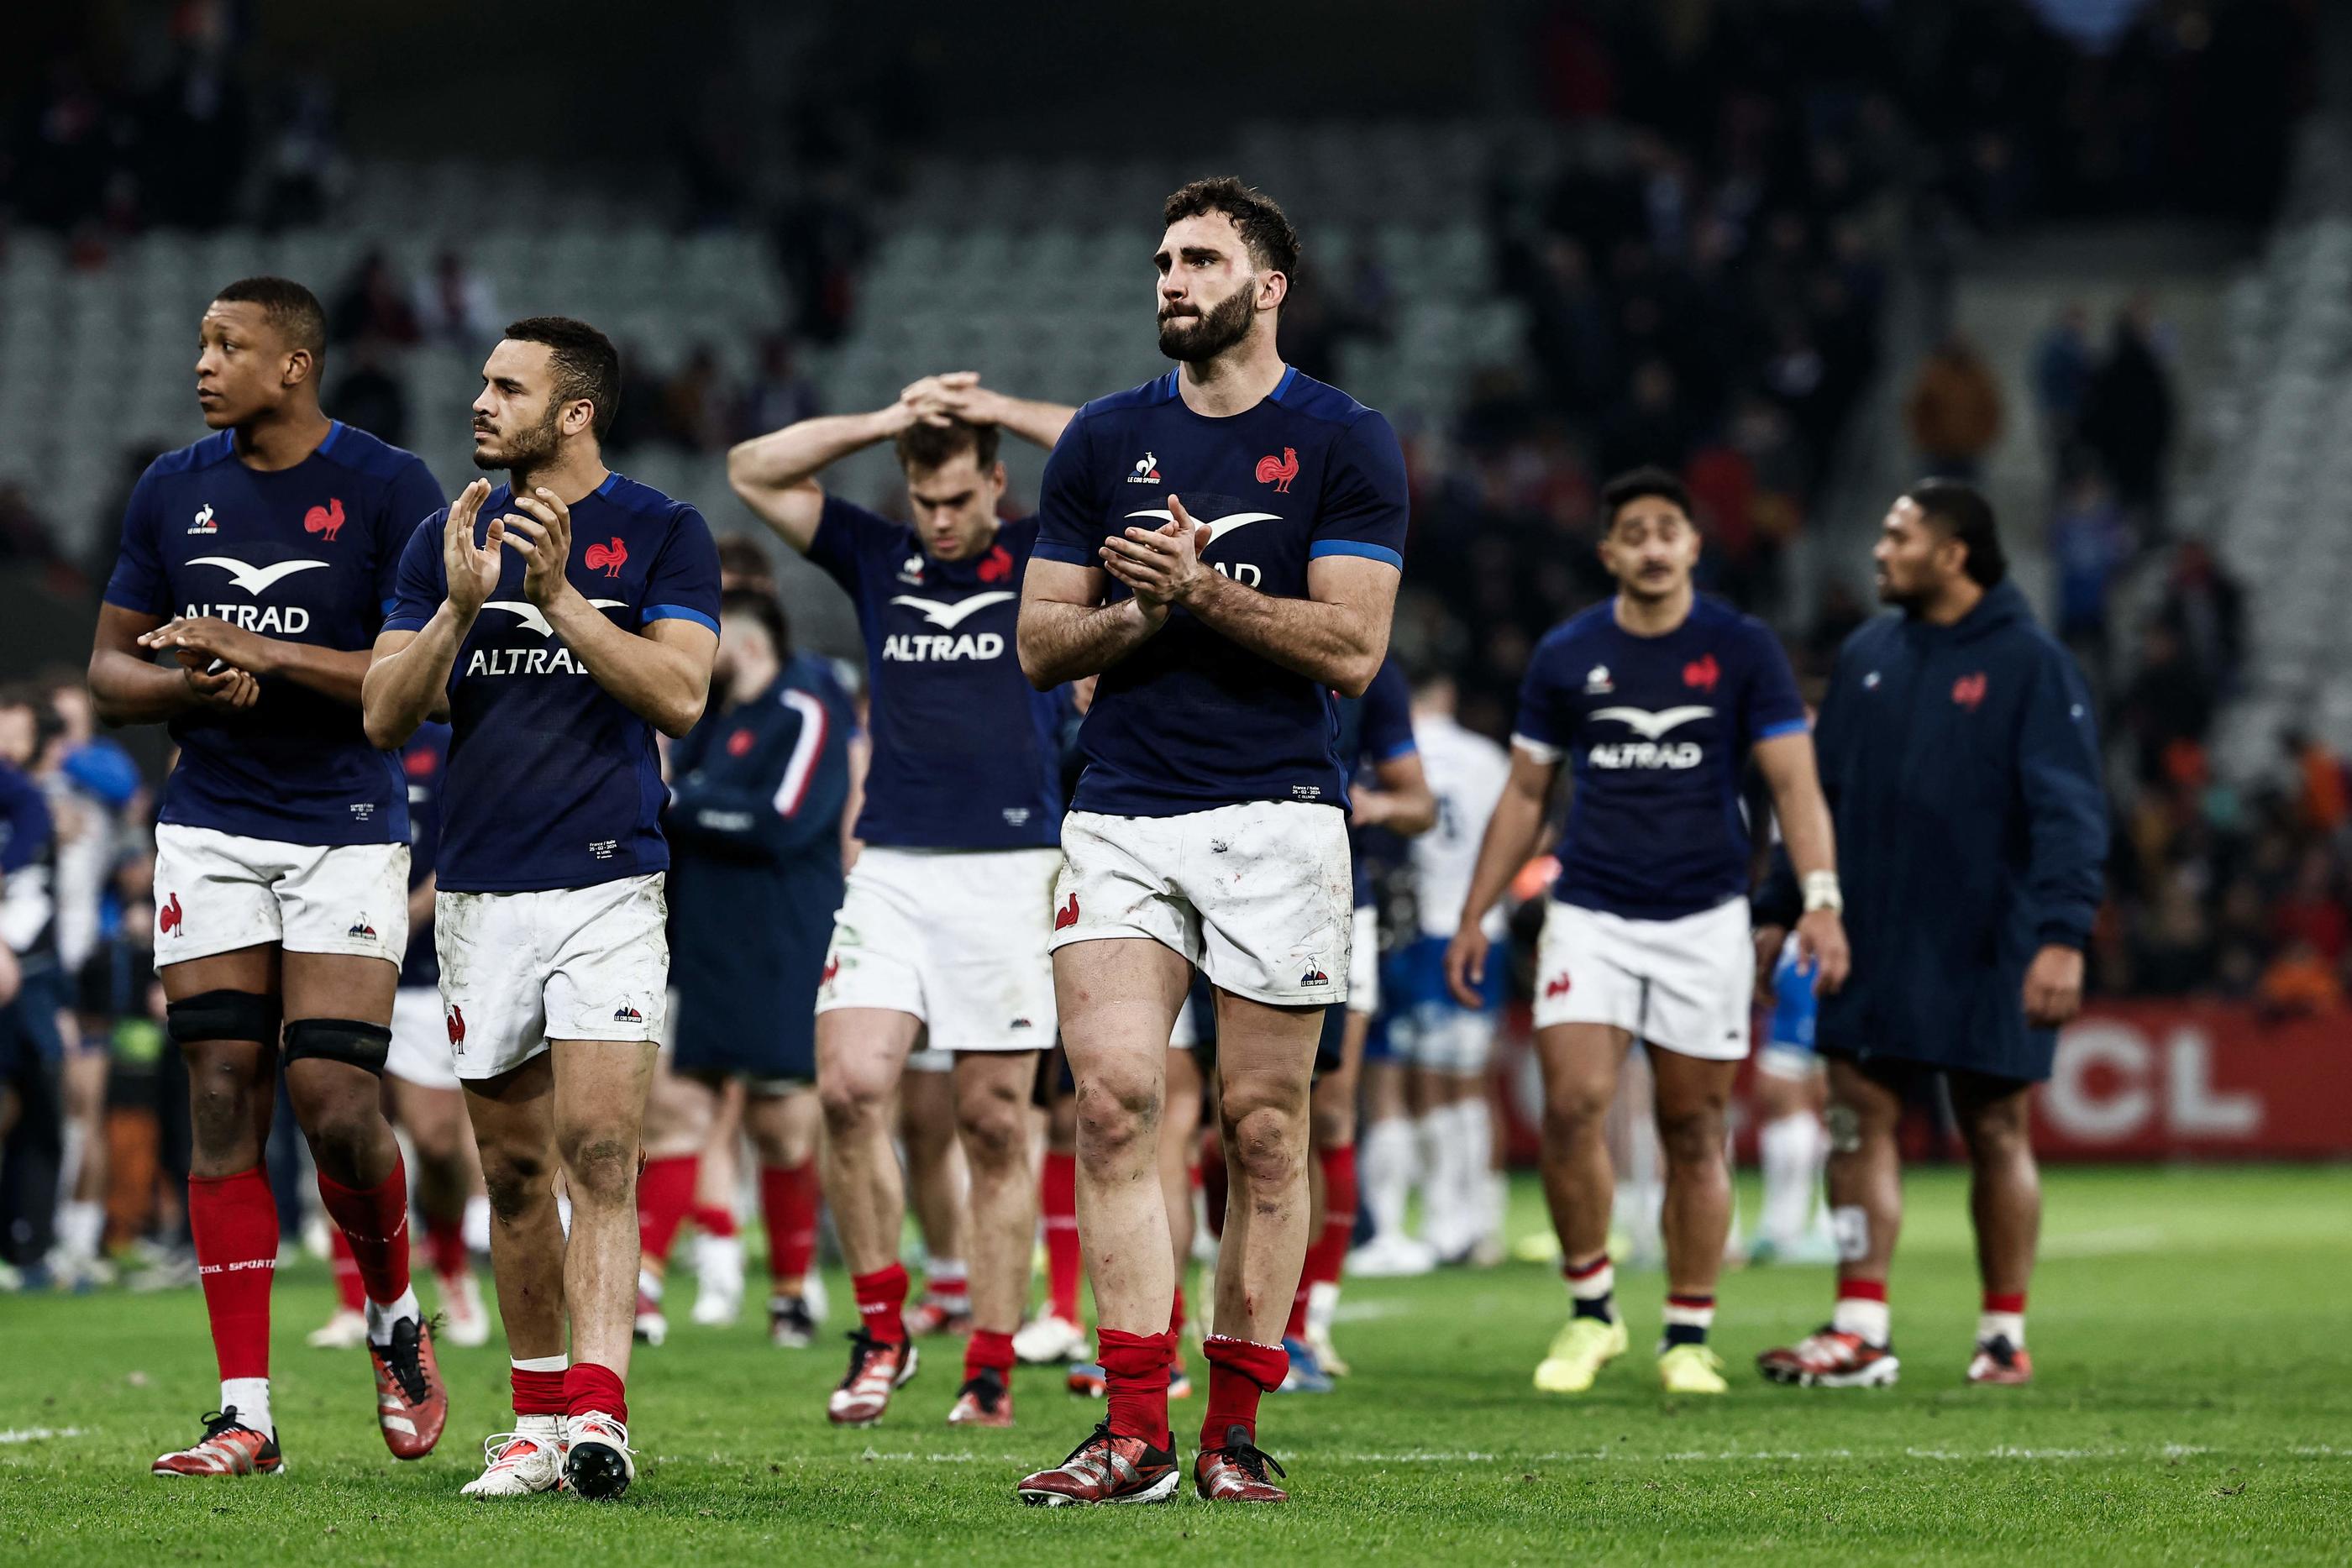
[165, 989, 282, 1046]
[281, 1017, 393, 1074]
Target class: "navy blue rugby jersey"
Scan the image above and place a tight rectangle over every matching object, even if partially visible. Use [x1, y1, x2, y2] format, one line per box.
[806, 499, 1062, 849]
[664, 652, 853, 1073]
[1513, 595, 1807, 921]
[1331, 654, 1417, 907]
[1035, 367, 1409, 817]
[383, 473, 722, 893]
[102, 422, 443, 846]
[396, 723, 449, 989]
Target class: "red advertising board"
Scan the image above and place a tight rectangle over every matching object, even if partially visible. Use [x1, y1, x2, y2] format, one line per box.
[1493, 1002, 2352, 1162]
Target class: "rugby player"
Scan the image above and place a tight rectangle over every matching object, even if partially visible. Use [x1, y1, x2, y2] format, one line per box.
[364, 317, 720, 1498]
[1446, 468, 1849, 1397]
[1015, 177, 1407, 1504]
[90, 277, 449, 1476]
[727, 371, 1074, 1427]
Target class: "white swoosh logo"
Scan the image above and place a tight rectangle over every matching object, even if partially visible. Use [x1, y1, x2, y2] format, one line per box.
[1123, 509, 1281, 547]
[1591, 705, 1714, 740]
[484, 598, 625, 638]
[188, 556, 329, 595]
[888, 591, 1016, 631]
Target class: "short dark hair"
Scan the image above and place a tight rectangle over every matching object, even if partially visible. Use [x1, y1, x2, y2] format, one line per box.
[719, 585, 792, 661]
[503, 316, 622, 439]
[1599, 466, 1693, 531]
[213, 276, 327, 361]
[894, 417, 1000, 475]
[1163, 176, 1301, 284]
[715, 536, 775, 592]
[1906, 479, 2008, 587]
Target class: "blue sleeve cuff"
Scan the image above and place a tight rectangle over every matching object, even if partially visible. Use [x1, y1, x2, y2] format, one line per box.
[1030, 538, 1096, 565]
[381, 615, 428, 633]
[1757, 718, 1810, 740]
[643, 604, 720, 634]
[1374, 739, 1418, 761]
[1310, 539, 1404, 569]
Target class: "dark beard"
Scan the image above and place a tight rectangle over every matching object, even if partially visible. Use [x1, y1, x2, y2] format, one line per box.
[1158, 284, 1256, 364]
[475, 404, 564, 472]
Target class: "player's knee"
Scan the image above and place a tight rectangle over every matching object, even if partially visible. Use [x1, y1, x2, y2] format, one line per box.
[1224, 1103, 1301, 1194]
[1824, 1099, 1875, 1155]
[1654, 1105, 1726, 1171]
[1074, 1072, 1159, 1167]
[816, 1069, 889, 1135]
[955, 1094, 1026, 1172]
[300, 1100, 382, 1177]
[480, 1146, 552, 1221]
[559, 1130, 638, 1205]
[1541, 1083, 1609, 1143]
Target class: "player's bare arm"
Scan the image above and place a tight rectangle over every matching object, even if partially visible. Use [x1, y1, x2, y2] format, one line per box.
[88, 604, 262, 723]
[1351, 749, 1437, 836]
[501, 486, 715, 737]
[728, 375, 1076, 554]
[363, 479, 499, 747]
[1752, 732, 1851, 995]
[1099, 494, 1397, 696]
[1444, 744, 1557, 1006]
[135, 616, 372, 707]
[1016, 556, 1168, 689]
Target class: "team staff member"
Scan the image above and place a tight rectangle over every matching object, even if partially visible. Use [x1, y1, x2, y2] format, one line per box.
[1756, 481, 2106, 1390]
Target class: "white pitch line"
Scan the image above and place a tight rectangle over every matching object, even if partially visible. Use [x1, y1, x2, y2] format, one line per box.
[0, 1427, 87, 1445]
[2040, 1225, 2167, 1259]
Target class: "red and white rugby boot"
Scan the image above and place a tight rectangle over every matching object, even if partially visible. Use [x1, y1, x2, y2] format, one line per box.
[827, 1330, 918, 1426]
[1016, 1422, 1180, 1506]
[1966, 1335, 2034, 1386]
[370, 1313, 449, 1458]
[947, 1367, 1015, 1428]
[1194, 1424, 1289, 1502]
[1756, 1326, 1901, 1387]
[150, 1408, 282, 1478]
[458, 1416, 565, 1497]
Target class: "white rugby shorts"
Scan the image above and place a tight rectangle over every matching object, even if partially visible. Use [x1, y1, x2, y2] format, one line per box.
[385, 985, 459, 1091]
[816, 846, 1060, 1054]
[1532, 896, 1753, 1062]
[435, 873, 669, 1082]
[150, 825, 407, 971]
[1051, 802, 1353, 1009]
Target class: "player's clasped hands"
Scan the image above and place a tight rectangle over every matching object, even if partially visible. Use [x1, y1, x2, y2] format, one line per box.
[1101, 491, 1212, 611]
[139, 616, 265, 711]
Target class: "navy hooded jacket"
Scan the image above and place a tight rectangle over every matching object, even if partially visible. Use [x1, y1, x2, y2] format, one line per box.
[1768, 579, 2108, 1082]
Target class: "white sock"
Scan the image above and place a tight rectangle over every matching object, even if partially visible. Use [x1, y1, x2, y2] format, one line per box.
[1415, 1109, 1457, 1251]
[60, 1199, 104, 1260]
[221, 1377, 273, 1437]
[1452, 1098, 1493, 1244]
[925, 1260, 968, 1306]
[1359, 1117, 1415, 1244]
[366, 1285, 423, 1345]
[1833, 1295, 1892, 1345]
[464, 1194, 491, 1254]
[1758, 1114, 1823, 1244]
[1487, 1170, 1510, 1239]
[1306, 1279, 1340, 1338]
[638, 1266, 663, 1303]
[1979, 1311, 2026, 1348]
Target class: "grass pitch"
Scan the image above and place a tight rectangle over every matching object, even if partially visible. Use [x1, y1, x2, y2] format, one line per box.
[3, 1164, 2348, 1565]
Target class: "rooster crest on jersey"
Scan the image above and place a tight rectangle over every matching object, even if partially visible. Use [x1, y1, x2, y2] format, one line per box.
[1127, 452, 1162, 484]
[187, 502, 217, 536]
[159, 892, 183, 936]
[303, 497, 345, 542]
[1255, 447, 1299, 493]
[445, 1005, 465, 1046]
[585, 537, 628, 577]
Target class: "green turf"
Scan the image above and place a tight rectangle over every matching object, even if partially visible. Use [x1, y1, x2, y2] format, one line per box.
[3, 1164, 2348, 1565]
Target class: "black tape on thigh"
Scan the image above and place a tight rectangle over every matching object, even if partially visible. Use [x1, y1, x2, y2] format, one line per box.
[281, 1017, 393, 1073]
[165, 989, 281, 1046]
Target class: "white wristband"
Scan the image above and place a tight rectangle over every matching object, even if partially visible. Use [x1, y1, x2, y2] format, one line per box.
[1802, 871, 1844, 915]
